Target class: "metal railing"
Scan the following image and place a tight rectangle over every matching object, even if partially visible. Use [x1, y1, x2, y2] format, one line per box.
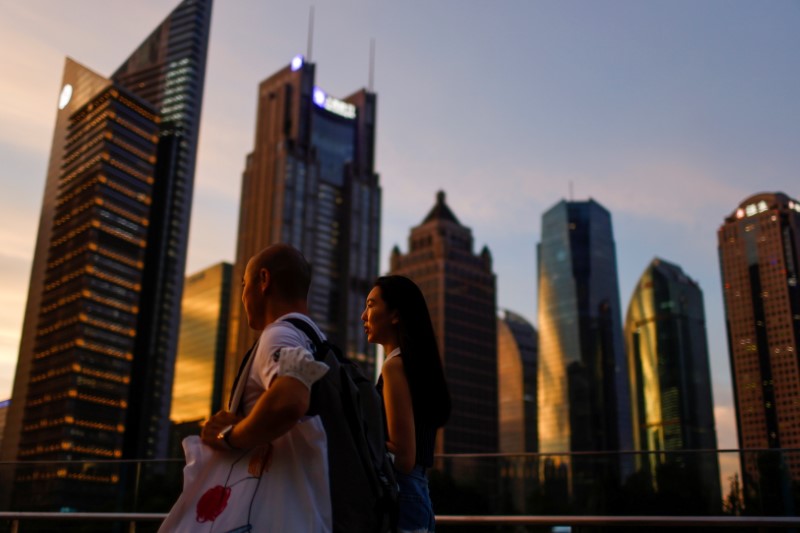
[2, 449, 799, 530]
[2, 511, 800, 531]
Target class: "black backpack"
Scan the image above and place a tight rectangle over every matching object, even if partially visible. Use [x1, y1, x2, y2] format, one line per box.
[285, 318, 398, 533]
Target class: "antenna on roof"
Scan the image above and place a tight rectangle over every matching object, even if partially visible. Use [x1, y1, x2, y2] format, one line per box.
[569, 180, 574, 201]
[307, 6, 315, 61]
[368, 38, 376, 92]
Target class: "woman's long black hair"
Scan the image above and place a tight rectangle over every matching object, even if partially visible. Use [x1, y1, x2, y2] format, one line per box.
[374, 275, 451, 429]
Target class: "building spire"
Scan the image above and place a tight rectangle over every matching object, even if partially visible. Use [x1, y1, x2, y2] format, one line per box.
[307, 6, 315, 61]
[368, 38, 376, 92]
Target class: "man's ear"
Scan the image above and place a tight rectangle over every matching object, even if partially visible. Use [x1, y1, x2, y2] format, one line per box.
[391, 310, 400, 325]
[259, 268, 270, 293]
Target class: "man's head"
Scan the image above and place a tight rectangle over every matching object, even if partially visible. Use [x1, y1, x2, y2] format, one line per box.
[241, 244, 312, 330]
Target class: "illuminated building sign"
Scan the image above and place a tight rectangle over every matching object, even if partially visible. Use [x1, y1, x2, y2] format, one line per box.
[312, 86, 356, 119]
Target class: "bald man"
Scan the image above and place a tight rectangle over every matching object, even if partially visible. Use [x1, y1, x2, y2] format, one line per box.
[200, 244, 333, 530]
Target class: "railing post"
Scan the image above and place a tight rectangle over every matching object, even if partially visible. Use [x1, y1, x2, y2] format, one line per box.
[10, 519, 18, 533]
[129, 519, 136, 533]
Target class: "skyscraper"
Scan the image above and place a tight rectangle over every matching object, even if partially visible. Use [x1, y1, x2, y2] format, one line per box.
[625, 257, 720, 510]
[0, 0, 212, 509]
[225, 55, 380, 399]
[390, 191, 498, 453]
[111, 0, 213, 461]
[9, 81, 160, 511]
[497, 310, 538, 454]
[718, 193, 800, 493]
[169, 262, 231, 457]
[171, 262, 232, 424]
[537, 199, 632, 494]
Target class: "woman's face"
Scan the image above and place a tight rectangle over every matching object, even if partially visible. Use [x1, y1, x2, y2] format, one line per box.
[361, 286, 398, 346]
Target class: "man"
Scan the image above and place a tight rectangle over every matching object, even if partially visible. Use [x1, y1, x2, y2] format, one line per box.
[172, 244, 332, 531]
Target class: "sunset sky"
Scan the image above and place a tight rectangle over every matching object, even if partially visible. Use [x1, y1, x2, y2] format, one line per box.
[1, 1, 799, 462]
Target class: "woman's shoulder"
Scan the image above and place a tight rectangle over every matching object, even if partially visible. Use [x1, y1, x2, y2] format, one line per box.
[381, 354, 406, 378]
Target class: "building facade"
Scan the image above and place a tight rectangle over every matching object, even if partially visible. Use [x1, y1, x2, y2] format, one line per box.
[537, 199, 633, 499]
[225, 56, 380, 398]
[497, 310, 538, 454]
[111, 0, 213, 460]
[625, 257, 720, 511]
[390, 191, 497, 453]
[1, 0, 212, 510]
[718, 193, 800, 503]
[171, 262, 232, 424]
[11, 84, 160, 510]
[169, 262, 231, 457]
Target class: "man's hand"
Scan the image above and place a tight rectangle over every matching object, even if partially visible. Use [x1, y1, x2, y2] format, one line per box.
[201, 410, 243, 451]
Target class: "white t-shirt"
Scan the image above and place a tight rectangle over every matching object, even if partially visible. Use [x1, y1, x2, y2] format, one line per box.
[242, 313, 333, 532]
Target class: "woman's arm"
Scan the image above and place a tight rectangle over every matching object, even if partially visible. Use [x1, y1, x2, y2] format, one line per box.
[382, 356, 416, 474]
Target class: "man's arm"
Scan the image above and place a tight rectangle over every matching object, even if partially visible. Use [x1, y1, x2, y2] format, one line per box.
[201, 375, 309, 451]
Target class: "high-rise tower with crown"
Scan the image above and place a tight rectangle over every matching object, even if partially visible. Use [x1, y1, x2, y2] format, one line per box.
[390, 191, 498, 453]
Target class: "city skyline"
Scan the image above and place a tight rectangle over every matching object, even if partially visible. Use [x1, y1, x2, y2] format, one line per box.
[2, 1, 799, 454]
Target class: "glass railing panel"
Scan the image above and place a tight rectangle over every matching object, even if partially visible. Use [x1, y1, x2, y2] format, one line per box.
[0, 449, 797, 529]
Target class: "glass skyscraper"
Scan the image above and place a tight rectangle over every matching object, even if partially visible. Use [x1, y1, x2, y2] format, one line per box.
[225, 56, 380, 400]
[169, 262, 231, 457]
[537, 199, 633, 497]
[497, 310, 538, 454]
[0, 0, 212, 511]
[171, 262, 232, 424]
[625, 257, 720, 511]
[718, 192, 800, 509]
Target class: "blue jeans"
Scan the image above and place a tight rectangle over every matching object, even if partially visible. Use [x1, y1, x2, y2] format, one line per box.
[395, 465, 435, 533]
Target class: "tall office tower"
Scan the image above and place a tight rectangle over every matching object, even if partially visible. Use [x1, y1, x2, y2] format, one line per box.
[225, 55, 380, 398]
[537, 199, 633, 495]
[497, 310, 538, 454]
[111, 0, 213, 460]
[11, 84, 160, 510]
[390, 191, 498, 453]
[0, 0, 212, 507]
[171, 262, 232, 423]
[718, 193, 800, 491]
[625, 258, 720, 510]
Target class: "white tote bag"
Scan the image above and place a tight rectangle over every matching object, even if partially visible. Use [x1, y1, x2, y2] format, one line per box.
[158, 341, 332, 532]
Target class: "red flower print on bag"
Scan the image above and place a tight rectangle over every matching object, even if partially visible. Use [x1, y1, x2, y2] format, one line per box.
[196, 485, 231, 523]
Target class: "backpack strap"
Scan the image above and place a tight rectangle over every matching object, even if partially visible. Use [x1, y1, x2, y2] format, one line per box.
[284, 318, 325, 360]
[284, 317, 330, 417]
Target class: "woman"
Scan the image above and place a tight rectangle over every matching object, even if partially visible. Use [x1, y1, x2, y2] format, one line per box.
[361, 275, 451, 533]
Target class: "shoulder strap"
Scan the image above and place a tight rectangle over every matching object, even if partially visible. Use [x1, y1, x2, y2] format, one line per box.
[284, 317, 325, 361]
[227, 340, 258, 411]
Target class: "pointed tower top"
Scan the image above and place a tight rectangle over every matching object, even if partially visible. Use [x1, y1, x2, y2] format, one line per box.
[423, 190, 460, 225]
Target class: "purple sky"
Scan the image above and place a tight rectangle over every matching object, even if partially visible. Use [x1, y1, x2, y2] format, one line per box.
[1, 1, 798, 475]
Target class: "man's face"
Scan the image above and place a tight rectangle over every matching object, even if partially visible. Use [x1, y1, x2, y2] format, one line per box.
[241, 258, 266, 330]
